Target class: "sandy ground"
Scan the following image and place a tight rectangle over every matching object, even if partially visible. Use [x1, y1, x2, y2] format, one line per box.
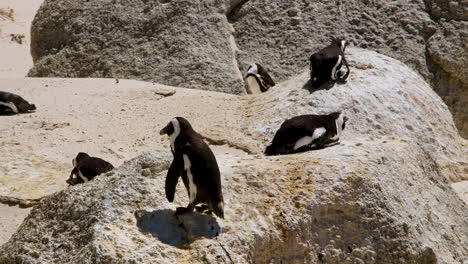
[0, 0, 42, 78]
[0, 0, 43, 246]
[0, 204, 31, 245]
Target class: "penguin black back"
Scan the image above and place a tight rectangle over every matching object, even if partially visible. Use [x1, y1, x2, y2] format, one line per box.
[265, 112, 348, 155]
[67, 152, 114, 186]
[0, 91, 36, 114]
[309, 39, 350, 88]
[160, 117, 224, 218]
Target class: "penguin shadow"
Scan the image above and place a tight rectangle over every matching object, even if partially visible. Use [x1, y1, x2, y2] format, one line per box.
[0, 110, 36, 116]
[303, 79, 347, 93]
[0, 111, 20, 116]
[134, 209, 220, 248]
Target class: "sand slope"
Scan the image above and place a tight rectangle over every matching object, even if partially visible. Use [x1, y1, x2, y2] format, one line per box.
[0, 0, 43, 246]
[0, 0, 42, 78]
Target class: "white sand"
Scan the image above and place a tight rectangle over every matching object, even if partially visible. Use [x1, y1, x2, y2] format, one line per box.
[0, 0, 41, 246]
[0, 0, 43, 78]
[0, 204, 31, 245]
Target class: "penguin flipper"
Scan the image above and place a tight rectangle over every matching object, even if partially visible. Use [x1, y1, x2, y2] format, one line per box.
[166, 154, 183, 202]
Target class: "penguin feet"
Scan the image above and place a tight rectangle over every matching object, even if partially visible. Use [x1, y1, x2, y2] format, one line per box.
[337, 78, 347, 84]
[66, 178, 79, 186]
[195, 205, 213, 215]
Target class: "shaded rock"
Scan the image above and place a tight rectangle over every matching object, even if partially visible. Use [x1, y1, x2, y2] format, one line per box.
[426, 20, 468, 138]
[28, 0, 245, 94]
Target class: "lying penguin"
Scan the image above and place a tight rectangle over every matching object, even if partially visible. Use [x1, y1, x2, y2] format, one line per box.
[160, 117, 224, 218]
[244, 63, 275, 94]
[265, 112, 348, 155]
[0, 91, 36, 114]
[67, 152, 114, 186]
[309, 38, 350, 88]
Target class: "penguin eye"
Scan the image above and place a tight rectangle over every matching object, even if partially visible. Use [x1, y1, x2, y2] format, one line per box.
[166, 122, 175, 135]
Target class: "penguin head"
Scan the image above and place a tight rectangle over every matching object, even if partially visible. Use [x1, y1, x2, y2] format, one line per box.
[265, 143, 293, 156]
[245, 63, 275, 92]
[160, 117, 194, 137]
[331, 38, 348, 53]
[73, 152, 91, 167]
[245, 63, 259, 78]
[330, 112, 348, 130]
[16, 99, 36, 113]
[342, 115, 348, 130]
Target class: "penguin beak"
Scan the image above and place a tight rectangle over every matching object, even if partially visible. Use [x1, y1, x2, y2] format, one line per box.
[160, 126, 168, 135]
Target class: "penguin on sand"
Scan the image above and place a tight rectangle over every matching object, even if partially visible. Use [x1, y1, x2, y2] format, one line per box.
[0, 91, 36, 114]
[160, 117, 224, 218]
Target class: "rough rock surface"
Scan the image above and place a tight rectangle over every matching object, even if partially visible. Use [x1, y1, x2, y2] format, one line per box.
[1, 49, 467, 263]
[28, 0, 245, 94]
[1, 143, 467, 263]
[28, 0, 468, 137]
[0, 142, 68, 207]
[230, 0, 467, 137]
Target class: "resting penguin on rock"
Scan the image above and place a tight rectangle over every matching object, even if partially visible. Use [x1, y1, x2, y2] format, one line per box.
[66, 152, 114, 186]
[244, 63, 275, 94]
[160, 117, 224, 218]
[0, 91, 36, 114]
[309, 38, 350, 88]
[265, 112, 348, 156]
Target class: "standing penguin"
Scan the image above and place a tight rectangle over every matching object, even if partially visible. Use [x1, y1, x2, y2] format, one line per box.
[160, 117, 224, 218]
[244, 63, 275, 94]
[0, 91, 36, 114]
[66, 152, 114, 186]
[309, 38, 350, 88]
[265, 112, 348, 155]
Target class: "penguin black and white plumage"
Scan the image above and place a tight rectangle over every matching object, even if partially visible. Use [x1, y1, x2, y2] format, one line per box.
[0, 91, 36, 114]
[66, 152, 114, 186]
[160, 117, 224, 218]
[309, 39, 350, 88]
[244, 63, 275, 94]
[265, 112, 348, 156]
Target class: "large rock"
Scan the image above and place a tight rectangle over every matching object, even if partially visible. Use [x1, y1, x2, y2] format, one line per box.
[28, 0, 245, 94]
[1, 142, 467, 263]
[28, 0, 468, 137]
[1, 49, 467, 263]
[230, 0, 467, 137]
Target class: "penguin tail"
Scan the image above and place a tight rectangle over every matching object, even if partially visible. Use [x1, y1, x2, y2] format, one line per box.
[212, 201, 224, 219]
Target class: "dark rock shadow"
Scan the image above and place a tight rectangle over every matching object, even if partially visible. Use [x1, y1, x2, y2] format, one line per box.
[302, 79, 341, 93]
[134, 208, 220, 248]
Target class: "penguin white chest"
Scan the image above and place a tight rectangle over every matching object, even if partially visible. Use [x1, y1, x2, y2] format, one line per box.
[183, 154, 197, 203]
[330, 114, 344, 141]
[77, 170, 89, 182]
[331, 55, 343, 80]
[294, 127, 326, 150]
[0, 101, 18, 113]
